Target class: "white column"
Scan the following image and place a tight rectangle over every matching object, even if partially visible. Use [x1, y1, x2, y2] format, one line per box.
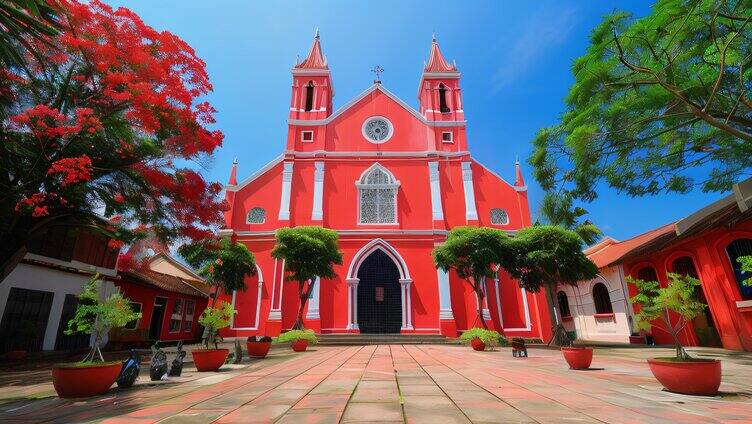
[494, 275, 505, 328]
[428, 162, 444, 220]
[461, 162, 478, 220]
[482, 278, 491, 322]
[268, 259, 283, 321]
[43, 293, 66, 350]
[278, 161, 294, 220]
[437, 268, 453, 320]
[306, 277, 320, 320]
[312, 161, 324, 220]
[347, 278, 359, 330]
[400, 279, 413, 330]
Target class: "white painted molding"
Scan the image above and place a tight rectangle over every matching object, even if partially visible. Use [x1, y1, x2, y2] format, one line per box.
[346, 278, 359, 330]
[437, 268, 453, 320]
[461, 162, 478, 220]
[278, 162, 294, 220]
[400, 278, 414, 330]
[428, 162, 444, 220]
[306, 277, 320, 320]
[312, 161, 324, 220]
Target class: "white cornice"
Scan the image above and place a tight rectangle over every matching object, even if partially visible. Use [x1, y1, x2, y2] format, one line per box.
[231, 229, 519, 237]
[291, 68, 330, 76]
[472, 157, 514, 189]
[285, 150, 470, 159]
[226, 155, 283, 192]
[286, 83, 466, 127]
[421, 71, 461, 78]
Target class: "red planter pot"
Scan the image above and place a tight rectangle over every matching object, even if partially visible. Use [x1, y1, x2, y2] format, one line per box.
[192, 349, 229, 372]
[647, 358, 721, 396]
[52, 362, 121, 398]
[291, 340, 308, 352]
[562, 347, 593, 370]
[470, 337, 486, 351]
[246, 341, 272, 358]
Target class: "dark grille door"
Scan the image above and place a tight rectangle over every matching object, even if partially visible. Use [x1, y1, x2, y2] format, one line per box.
[55, 294, 90, 351]
[0, 287, 54, 352]
[357, 250, 402, 334]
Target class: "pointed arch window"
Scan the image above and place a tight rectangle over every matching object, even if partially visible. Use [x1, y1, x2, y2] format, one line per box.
[304, 81, 314, 112]
[357, 164, 399, 224]
[557, 291, 571, 318]
[726, 238, 752, 299]
[438, 83, 450, 113]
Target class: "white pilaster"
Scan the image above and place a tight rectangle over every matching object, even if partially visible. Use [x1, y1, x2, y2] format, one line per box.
[481, 278, 491, 321]
[436, 268, 453, 320]
[461, 162, 478, 220]
[278, 161, 294, 220]
[428, 162, 444, 220]
[400, 279, 413, 330]
[43, 293, 66, 350]
[311, 161, 324, 220]
[306, 277, 320, 319]
[346, 278, 359, 330]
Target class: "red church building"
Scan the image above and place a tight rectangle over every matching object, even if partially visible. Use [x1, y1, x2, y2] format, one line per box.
[220, 33, 551, 340]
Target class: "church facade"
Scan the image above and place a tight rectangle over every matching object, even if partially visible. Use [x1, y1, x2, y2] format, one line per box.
[220, 33, 552, 339]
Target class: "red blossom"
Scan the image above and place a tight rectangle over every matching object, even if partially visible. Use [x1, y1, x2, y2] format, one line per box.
[47, 155, 93, 187]
[113, 193, 125, 204]
[107, 239, 124, 250]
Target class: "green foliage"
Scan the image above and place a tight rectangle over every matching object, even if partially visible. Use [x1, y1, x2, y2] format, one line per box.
[179, 238, 256, 300]
[738, 256, 752, 286]
[271, 226, 343, 284]
[459, 328, 504, 349]
[629, 273, 706, 360]
[530, 1, 752, 225]
[198, 301, 235, 349]
[65, 274, 141, 362]
[508, 225, 598, 292]
[538, 193, 602, 245]
[0, 0, 60, 66]
[275, 329, 318, 345]
[433, 227, 514, 282]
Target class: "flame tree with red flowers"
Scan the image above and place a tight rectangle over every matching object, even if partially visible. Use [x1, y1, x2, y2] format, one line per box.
[0, 1, 226, 281]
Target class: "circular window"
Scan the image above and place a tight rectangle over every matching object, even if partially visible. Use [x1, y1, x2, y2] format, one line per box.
[362, 116, 393, 143]
[490, 208, 509, 225]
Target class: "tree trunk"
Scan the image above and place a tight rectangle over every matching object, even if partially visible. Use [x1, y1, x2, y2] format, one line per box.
[545, 284, 568, 346]
[293, 279, 311, 330]
[472, 276, 488, 330]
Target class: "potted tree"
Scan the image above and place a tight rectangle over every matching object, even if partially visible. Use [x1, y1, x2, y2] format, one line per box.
[271, 226, 343, 330]
[246, 336, 273, 358]
[53, 275, 141, 398]
[276, 329, 318, 352]
[433, 227, 515, 330]
[193, 300, 235, 371]
[460, 328, 504, 351]
[507, 225, 598, 369]
[630, 273, 720, 396]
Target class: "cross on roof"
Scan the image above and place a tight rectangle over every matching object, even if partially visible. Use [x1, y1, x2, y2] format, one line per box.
[371, 65, 384, 84]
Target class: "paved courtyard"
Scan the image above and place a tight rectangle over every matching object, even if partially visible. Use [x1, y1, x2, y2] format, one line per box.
[0, 344, 751, 423]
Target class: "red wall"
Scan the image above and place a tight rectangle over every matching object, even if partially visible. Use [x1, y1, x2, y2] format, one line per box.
[624, 220, 752, 351]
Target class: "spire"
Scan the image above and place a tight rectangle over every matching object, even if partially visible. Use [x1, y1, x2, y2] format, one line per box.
[228, 158, 238, 186]
[294, 29, 328, 70]
[514, 159, 527, 190]
[424, 36, 457, 73]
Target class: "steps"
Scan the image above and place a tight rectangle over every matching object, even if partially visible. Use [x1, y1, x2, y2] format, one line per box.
[317, 334, 451, 346]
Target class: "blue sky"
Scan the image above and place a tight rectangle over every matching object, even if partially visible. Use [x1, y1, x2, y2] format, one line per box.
[106, 0, 721, 241]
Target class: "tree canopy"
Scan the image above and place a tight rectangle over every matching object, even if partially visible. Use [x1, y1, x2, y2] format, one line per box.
[531, 1, 752, 221]
[0, 0, 61, 66]
[271, 226, 343, 329]
[1, 1, 225, 280]
[433, 226, 515, 329]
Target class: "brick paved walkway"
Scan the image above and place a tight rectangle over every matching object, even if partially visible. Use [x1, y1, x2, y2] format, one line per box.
[0, 345, 750, 423]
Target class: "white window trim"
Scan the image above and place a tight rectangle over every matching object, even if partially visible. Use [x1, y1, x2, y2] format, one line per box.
[246, 207, 266, 224]
[124, 302, 142, 330]
[361, 115, 394, 144]
[441, 131, 453, 143]
[301, 130, 314, 142]
[356, 163, 400, 225]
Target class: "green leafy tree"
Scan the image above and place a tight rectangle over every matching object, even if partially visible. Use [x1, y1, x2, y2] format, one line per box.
[271, 226, 343, 330]
[179, 237, 256, 307]
[538, 193, 602, 245]
[197, 300, 234, 349]
[738, 256, 752, 286]
[65, 274, 141, 362]
[432, 227, 515, 330]
[531, 1, 752, 221]
[0, 0, 61, 66]
[629, 273, 706, 360]
[508, 225, 598, 345]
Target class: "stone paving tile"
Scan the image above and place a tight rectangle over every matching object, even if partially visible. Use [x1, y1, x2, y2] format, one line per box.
[340, 401, 404, 422]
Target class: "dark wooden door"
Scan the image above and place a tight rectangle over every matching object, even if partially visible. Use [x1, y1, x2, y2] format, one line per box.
[357, 250, 402, 334]
[0, 287, 54, 352]
[149, 297, 167, 340]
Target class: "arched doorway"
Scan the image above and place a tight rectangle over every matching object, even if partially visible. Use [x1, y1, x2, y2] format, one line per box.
[357, 250, 402, 333]
[671, 256, 720, 347]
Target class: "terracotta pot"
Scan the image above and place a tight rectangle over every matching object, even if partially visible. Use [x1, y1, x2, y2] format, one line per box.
[291, 339, 308, 352]
[470, 337, 486, 351]
[647, 358, 721, 396]
[246, 341, 272, 358]
[192, 349, 229, 372]
[561, 347, 593, 370]
[6, 350, 27, 360]
[52, 362, 121, 398]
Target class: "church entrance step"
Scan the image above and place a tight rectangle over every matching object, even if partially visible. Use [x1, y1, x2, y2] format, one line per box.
[317, 334, 450, 345]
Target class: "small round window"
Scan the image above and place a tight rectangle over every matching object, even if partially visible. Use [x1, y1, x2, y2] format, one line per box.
[490, 208, 509, 225]
[362, 116, 393, 143]
[247, 207, 266, 224]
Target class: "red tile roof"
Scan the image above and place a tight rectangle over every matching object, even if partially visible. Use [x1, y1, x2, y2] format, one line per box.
[586, 223, 676, 269]
[294, 33, 328, 70]
[424, 38, 457, 73]
[121, 269, 210, 298]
